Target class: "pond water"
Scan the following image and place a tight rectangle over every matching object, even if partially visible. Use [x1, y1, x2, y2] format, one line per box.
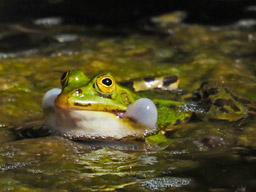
[0, 11, 256, 191]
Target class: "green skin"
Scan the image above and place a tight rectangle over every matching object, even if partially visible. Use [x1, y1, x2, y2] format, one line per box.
[55, 70, 247, 135]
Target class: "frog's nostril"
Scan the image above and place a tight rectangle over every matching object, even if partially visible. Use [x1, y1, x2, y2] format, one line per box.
[75, 88, 82, 94]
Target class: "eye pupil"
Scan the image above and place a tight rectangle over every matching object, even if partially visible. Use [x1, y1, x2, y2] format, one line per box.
[102, 78, 112, 86]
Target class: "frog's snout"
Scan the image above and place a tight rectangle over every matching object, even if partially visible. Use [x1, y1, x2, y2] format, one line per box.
[123, 98, 158, 129]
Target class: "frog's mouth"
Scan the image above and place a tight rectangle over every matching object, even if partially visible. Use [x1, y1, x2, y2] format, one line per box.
[55, 102, 127, 119]
[55, 98, 158, 129]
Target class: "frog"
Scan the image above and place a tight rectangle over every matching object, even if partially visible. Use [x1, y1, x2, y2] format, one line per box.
[42, 70, 248, 141]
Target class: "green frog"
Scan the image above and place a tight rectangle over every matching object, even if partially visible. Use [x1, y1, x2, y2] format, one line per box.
[42, 70, 248, 141]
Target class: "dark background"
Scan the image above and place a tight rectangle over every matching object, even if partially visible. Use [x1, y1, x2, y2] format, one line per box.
[0, 0, 256, 25]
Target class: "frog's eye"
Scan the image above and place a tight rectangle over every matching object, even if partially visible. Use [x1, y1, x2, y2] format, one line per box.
[60, 71, 70, 88]
[96, 74, 116, 93]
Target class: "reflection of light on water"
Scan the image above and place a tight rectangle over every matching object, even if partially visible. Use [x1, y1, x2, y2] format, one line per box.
[0, 160, 39, 171]
[76, 148, 159, 177]
[140, 177, 192, 190]
[33, 17, 62, 26]
[0, 49, 38, 58]
[138, 154, 158, 165]
[0, 52, 15, 59]
[235, 19, 256, 27]
[77, 148, 139, 177]
[54, 34, 78, 43]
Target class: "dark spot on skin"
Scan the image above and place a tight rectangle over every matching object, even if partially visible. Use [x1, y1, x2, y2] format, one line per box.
[214, 99, 225, 107]
[75, 88, 82, 94]
[224, 87, 239, 101]
[111, 109, 126, 113]
[203, 90, 209, 99]
[98, 92, 112, 99]
[224, 87, 231, 94]
[164, 129, 177, 138]
[74, 103, 91, 107]
[214, 98, 241, 112]
[169, 104, 177, 109]
[237, 98, 250, 104]
[202, 88, 218, 99]
[159, 123, 171, 130]
[198, 82, 219, 98]
[219, 108, 229, 113]
[120, 81, 135, 91]
[224, 87, 249, 104]
[229, 103, 241, 112]
[174, 119, 181, 125]
[163, 76, 178, 87]
[208, 88, 219, 95]
[192, 90, 202, 101]
[144, 76, 155, 82]
[214, 99, 228, 113]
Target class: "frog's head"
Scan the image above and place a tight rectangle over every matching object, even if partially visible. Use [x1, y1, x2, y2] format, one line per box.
[43, 70, 157, 140]
[55, 70, 137, 113]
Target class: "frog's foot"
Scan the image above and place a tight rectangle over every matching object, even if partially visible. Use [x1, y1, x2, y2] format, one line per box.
[123, 98, 158, 130]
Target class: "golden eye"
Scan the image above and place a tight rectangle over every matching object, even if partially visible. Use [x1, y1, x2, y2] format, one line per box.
[60, 71, 70, 87]
[96, 75, 115, 93]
